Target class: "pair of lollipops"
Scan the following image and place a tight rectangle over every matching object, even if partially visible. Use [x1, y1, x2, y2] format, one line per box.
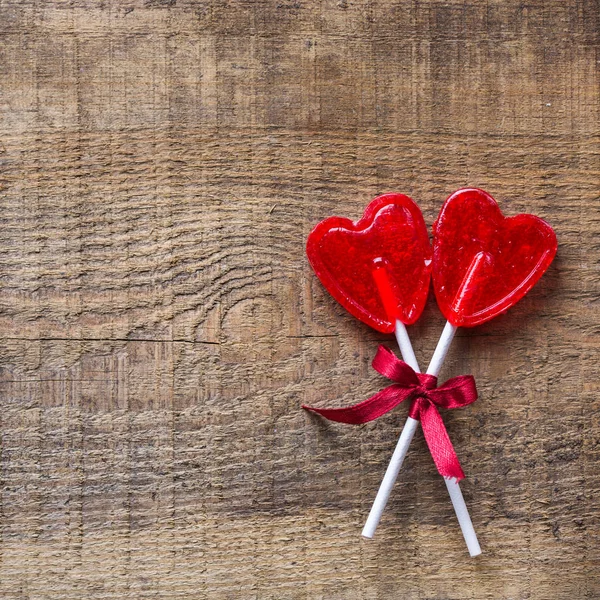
[304, 188, 557, 557]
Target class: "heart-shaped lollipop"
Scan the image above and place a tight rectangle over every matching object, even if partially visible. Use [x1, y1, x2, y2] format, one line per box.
[306, 194, 432, 333]
[432, 188, 557, 327]
[306, 193, 480, 554]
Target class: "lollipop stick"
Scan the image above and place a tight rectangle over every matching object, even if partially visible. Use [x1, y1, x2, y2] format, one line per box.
[361, 413, 419, 538]
[444, 474, 481, 556]
[426, 320, 456, 377]
[362, 319, 481, 556]
[361, 322, 420, 539]
[428, 322, 480, 556]
[393, 319, 420, 372]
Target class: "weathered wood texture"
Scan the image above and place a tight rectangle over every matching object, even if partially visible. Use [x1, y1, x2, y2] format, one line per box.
[0, 1, 598, 598]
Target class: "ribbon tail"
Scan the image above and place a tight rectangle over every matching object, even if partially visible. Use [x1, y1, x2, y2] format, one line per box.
[419, 402, 465, 481]
[302, 385, 412, 425]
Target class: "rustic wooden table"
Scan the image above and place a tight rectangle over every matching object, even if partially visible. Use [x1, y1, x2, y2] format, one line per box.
[1, 1, 598, 598]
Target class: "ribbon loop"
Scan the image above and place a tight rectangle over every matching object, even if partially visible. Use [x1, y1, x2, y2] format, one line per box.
[372, 345, 421, 385]
[302, 345, 478, 481]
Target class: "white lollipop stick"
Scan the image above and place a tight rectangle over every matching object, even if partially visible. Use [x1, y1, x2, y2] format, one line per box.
[361, 321, 420, 540]
[427, 322, 481, 557]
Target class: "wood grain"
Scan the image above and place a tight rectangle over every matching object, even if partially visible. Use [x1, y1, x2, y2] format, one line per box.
[0, 1, 598, 598]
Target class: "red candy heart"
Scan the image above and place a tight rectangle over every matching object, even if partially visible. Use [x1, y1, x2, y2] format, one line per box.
[306, 194, 432, 333]
[432, 188, 557, 327]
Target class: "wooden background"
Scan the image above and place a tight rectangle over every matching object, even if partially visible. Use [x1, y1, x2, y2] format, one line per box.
[0, 1, 598, 598]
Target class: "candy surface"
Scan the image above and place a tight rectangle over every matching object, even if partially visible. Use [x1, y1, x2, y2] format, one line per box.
[306, 194, 432, 333]
[432, 188, 557, 327]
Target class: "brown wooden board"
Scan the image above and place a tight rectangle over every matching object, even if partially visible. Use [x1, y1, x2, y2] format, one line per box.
[0, 1, 598, 598]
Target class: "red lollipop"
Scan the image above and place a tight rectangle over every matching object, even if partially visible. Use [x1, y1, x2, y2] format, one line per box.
[427, 188, 557, 377]
[306, 194, 481, 555]
[433, 188, 557, 327]
[363, 189, 556, 557]
[306, 193, 432, 333]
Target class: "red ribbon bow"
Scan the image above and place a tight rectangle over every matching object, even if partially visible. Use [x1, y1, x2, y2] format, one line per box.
[302, 345, 478, 480]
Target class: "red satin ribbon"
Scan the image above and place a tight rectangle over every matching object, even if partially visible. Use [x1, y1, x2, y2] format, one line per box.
[302, 345, 478, 480]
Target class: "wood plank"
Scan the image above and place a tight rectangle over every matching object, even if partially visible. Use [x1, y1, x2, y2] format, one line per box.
[0, 1, 598, 598]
